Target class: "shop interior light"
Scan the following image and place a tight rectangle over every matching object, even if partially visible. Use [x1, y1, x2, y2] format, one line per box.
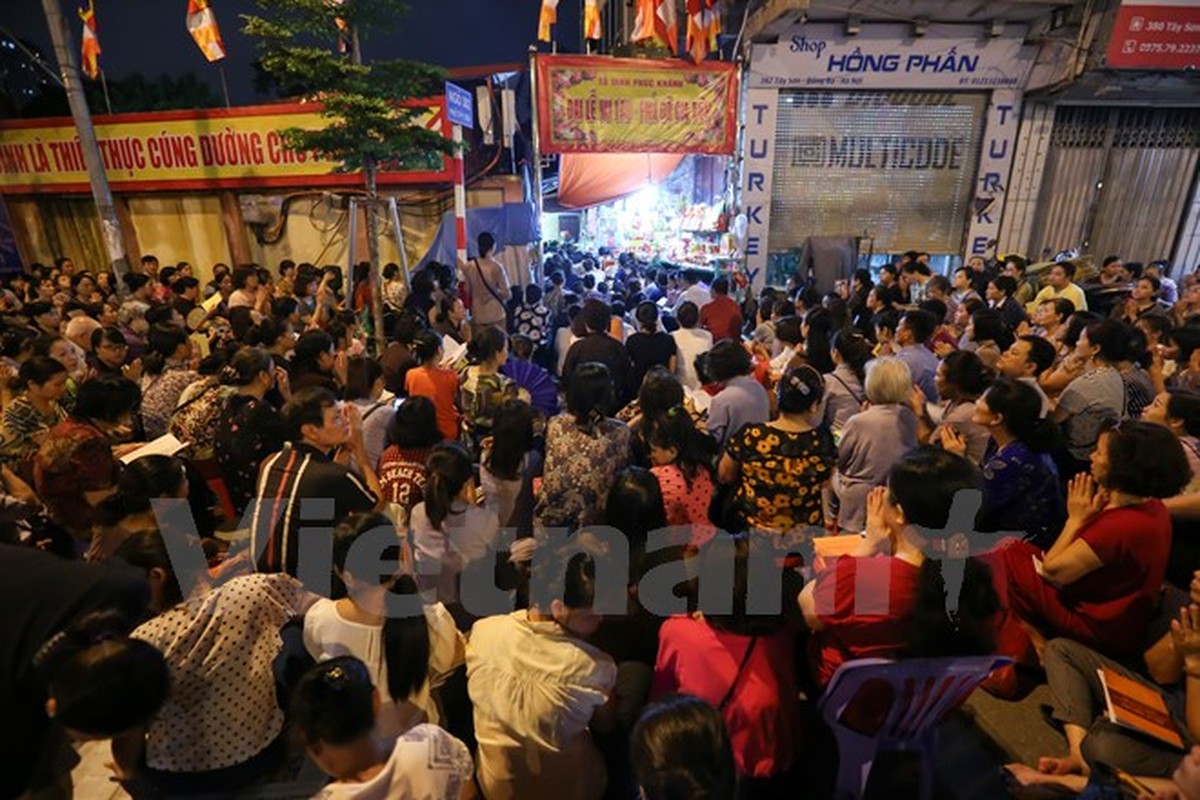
[628, 184, 662, 214]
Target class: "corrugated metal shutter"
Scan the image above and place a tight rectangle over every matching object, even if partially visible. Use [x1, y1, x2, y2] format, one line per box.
[1031, 106, 1200, 261]
[1029, 107, 1108, 259]
[769, 91, 987, 254]
[1090, 109, 1200, 260]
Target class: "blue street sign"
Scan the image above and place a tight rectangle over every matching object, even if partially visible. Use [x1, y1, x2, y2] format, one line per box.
[445, 81, 474, 129]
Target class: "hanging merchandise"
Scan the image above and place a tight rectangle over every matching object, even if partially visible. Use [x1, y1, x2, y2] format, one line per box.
[565, 187, 731, 266]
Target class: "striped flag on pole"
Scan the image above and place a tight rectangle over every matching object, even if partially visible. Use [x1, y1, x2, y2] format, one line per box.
[186, 0, 226, 62]
[584, 0, 605, 40]
[632, 0, 678, 54]
[538, 0, 560, 42]
[686, 0, 720, 62]
[78, 0, 100, 80]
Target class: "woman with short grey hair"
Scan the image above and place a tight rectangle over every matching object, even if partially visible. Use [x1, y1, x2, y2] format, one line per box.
[833, 357, 919, 531]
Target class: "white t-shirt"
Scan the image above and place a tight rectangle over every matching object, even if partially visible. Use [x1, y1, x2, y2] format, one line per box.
[675, 283, 712, 313]
[671, 327, 714, 390]
[227, 288, 257, 309]
[555, 327, 579, 378]
[303, 599, 465, 738]
[769, 344, 797, 374]
[313, 724, 473, 800]
[409, 501, 501, 605]
[466, 611, 617, 800]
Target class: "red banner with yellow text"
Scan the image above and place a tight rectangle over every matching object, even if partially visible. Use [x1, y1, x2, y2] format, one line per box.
[535, 54, 738, 155]
[0, 101, 450, 194]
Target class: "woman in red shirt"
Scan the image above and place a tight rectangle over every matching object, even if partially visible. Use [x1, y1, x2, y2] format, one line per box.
[403, 331, 460, 442]
[1002, 420, 1190, 658]
[799, 447, 1000, 688]
[651, 534, 803, 784]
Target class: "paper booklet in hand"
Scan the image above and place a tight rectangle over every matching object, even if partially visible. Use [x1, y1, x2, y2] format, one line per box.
[120, 433, 188, 465]
[1097, 666, 1185, 749]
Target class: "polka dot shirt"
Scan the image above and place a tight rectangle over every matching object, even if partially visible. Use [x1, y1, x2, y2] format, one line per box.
[133, 573, 307, 773]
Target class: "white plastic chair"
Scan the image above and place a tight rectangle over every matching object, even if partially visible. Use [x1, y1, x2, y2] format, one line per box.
[819, 656, 1014, 800]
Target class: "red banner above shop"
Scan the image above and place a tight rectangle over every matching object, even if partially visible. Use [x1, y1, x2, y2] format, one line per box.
[1105, 0, 1200, 70]
[535, 54, 738, 155]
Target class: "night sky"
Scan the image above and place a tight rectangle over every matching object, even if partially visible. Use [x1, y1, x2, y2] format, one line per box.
[0, 0, 582, 108]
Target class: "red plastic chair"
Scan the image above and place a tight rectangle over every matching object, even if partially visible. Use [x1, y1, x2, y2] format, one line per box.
[820, 656, 1014, 800]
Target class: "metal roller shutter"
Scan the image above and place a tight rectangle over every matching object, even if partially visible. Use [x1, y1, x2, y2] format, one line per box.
[1032, 106, 1200, 261]
[769, 91, 987, 255]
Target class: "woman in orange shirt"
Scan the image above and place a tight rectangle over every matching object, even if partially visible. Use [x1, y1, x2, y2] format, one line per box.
[404, 331, 460, 441]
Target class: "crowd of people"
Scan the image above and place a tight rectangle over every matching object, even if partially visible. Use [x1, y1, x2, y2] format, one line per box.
[4, 241, 1200, 800]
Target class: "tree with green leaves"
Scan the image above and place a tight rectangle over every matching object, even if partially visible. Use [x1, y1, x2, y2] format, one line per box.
[243, 0, 452, 352]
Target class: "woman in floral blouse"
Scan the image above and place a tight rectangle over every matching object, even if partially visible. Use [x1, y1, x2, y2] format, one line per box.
[139, 323, 199, 440]
[34, 375, 140, 541]
[0, 356, 68, 471]
[719, 365, 836, 534]
[459, 326, 516, 453]
[535, 362, 631, 530]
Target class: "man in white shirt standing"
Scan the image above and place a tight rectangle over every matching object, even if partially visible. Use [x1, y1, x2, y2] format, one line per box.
[462, 231, 511, 331]
[673, 269, 711, 315]
[671, 301, 714, 390]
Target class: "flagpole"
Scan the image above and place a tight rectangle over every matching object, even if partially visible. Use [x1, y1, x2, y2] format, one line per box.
[39, 0, 129, 292]
[217, 62, 231, 109]
[98, 67, 112, 114]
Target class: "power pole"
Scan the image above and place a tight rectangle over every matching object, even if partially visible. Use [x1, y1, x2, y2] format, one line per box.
[39, 0, 129, 289]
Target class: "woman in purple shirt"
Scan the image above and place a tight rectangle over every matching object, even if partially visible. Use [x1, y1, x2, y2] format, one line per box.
[705, 340, 769, 449]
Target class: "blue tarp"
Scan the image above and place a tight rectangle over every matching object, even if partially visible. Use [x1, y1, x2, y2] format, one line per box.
[416, 202, 539, 269]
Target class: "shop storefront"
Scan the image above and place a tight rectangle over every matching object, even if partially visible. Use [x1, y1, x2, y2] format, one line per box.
[533, 53, 740, 275]
[546, 153, 731, 267]
[742, 22, 1038, 289]
[997, 1, 1200, 273]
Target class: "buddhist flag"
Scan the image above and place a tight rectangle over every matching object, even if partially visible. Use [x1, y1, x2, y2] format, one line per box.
[632, 0, 678, 55]
[686, 0, 720, 62]
[186, 0, 226, 62]
[538, 0, 560, 42]
[78, 1, 100, 80]
[328, 0, 349, 53]
[584, 0, 605, 40]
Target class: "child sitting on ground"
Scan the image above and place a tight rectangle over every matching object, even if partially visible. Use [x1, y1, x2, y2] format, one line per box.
[292, 655, 475, 800]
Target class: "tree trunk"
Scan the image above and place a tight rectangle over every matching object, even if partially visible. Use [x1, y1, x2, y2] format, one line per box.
[363, 157, 386, 356]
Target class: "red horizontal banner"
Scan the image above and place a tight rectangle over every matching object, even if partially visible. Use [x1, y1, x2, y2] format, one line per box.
[535, 54, 738, 155]
[1105, 1, 1200, 70]
[0, 101, 452, 194]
